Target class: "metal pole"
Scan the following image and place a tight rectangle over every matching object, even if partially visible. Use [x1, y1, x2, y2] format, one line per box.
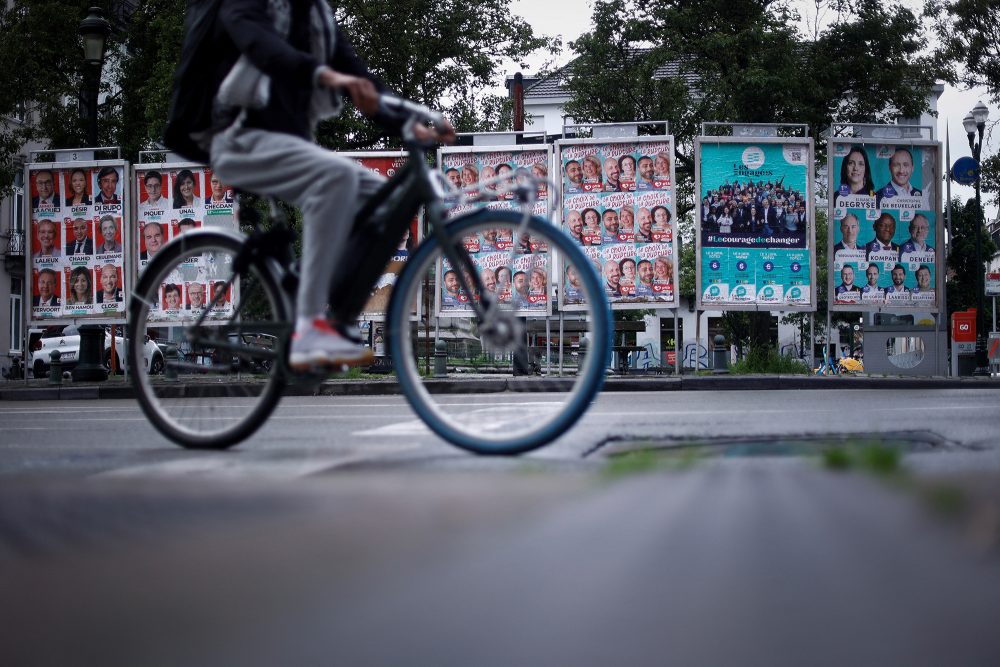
[673, 309, 679, 376]
[558, 310, 564, 376]
[809, 312, 815, 370]
[973, 128, 989, 375]
[545, 317, 551, 375]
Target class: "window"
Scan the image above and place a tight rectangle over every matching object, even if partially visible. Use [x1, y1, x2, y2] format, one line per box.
[9, 277, 23, 355]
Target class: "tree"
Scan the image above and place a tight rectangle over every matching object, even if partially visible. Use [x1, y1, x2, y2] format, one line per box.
[1, 0, 553, 186]
[930, 0, 1000, 205]
[0, 0, 107, 191]
[563, 0, 949, 354]
[946, 196, 997, 322]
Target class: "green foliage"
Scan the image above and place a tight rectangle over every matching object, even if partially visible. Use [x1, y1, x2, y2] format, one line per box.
[728, 345, 810, 374]
[946, 196, 997, 321]
[1, 0, 554, 183]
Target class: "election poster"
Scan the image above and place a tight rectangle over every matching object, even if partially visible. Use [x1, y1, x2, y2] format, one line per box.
[436, 146, 553, 316]
[556, 138, 678, 310]
[828, 140, 941, 311]
[695, 138, 816, 310]
[134, 162, 237, 325]
[342, 152, 420, 321]
[26, 162, 130, 323]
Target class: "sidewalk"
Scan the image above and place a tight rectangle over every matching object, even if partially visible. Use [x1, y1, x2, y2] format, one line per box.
[2, 372, 999, 401]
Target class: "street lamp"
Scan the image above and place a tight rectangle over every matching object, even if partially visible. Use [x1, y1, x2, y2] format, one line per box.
[963, 100, 990, 375]
[77, 7, 111, 147]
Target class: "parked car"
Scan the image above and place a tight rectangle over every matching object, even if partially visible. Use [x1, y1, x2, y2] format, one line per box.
[28, 325, 165, 378]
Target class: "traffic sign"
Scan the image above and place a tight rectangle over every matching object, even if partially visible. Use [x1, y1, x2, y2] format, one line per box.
[952, 156, 980, 186]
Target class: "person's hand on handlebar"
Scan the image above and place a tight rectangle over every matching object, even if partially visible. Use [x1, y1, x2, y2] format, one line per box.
[318, 68, 379, 116]
[413, 118, 457, 146]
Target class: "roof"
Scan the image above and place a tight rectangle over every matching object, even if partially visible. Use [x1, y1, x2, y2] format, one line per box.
[516, 49, 701, 101]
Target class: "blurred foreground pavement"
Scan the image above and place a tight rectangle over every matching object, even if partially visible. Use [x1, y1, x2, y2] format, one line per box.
[2, 458, 999, 666]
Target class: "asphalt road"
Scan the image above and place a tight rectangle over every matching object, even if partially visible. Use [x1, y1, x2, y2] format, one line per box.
[2, 389, 1000, 665]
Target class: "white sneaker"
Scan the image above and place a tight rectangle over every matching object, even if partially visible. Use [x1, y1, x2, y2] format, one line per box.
[289, 319, 374, 370]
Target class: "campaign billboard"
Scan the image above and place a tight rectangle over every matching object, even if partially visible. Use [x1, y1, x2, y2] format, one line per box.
[556, 138, 678, 310]
[695, 138, 816, 310]
[436, 146, 553, 317]
[828, 140, 941, 311]
[342, 151, 420, 321]
[26, 161, 131, 323]
[133, 162, 237, 324]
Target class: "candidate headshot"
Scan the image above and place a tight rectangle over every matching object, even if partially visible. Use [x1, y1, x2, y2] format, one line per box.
[67, 266, 93, 306]
[915, 265, 933, 292]
[603, 157, 621, 191]
[887, 263, 909, 293]
[877, 147, 921, 205]
[566, 209, 584, 244]
[186, 282, 206, 309]
[142, 171, 166, 207]
[34, 219, 60, 258]
[445, 168, 460, 188]
[901, 213, 934, 254]
[582, 155, 602, 185]
[65, 168, 91, 207]
[637, 156, 654, 184]
[173, 169, 201, 209]
[65, 217, 93, 256]
[177, 218, 197, 235]
[32, 170, 60, 208]
[141, 221, 165, 260]
[163, 283, 182, 310]
[94, 166, 120, 205]
[97, 215, 122, 253]
[97, 264, 122, 303]
[603, 260, 621, 296]
[835, 213, 861, 252]
[837, 146, 874, 200]
[862, 263, 882, 296]
[33, 268, 59, 307]
[836, 264, 860, 295]
[564, 160, 583, 186]
[866, 213, 899, 256]
[619, 155, 636, 181]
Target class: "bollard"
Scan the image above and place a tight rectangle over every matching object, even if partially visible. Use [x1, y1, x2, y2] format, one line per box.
[433, 340, 448, 378]
[712, 335, 728, 373]
[72, 324, 109, 382]
[48, 349, 63, 385]
[164, 345, 179, 381]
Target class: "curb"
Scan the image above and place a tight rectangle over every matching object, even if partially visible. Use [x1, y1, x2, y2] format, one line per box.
[2, 374, 999, 401]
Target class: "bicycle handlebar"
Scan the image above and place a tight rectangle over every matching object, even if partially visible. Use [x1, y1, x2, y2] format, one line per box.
[379, 94, 447, 133]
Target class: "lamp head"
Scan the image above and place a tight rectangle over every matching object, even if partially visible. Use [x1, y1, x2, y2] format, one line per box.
[962, 113, 977, 136]
[972, 100, 989, 126]
[78, 7, 111, 66]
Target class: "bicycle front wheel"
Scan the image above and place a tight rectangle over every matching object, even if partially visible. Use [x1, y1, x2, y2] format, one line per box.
[388, 209, 611, 455]
[128, 231, 290, 449]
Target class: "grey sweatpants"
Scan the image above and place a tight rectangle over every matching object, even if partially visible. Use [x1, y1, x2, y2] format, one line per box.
[211, 128, 385, 318]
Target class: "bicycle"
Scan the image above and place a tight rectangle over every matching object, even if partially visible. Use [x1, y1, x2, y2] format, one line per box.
[128, 96, 611, 455]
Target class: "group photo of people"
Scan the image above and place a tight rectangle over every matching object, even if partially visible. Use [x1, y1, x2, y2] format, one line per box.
[699, 177, 808, 243]
[831, 143, 938, 308]
[29, 166, 126, 317]
[560, 141, 678, 308]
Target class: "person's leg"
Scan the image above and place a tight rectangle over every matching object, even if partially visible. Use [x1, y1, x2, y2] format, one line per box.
[212, 129, 383, 366]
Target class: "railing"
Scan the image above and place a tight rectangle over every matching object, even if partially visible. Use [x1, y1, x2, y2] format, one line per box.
[5, 231, 25, 256]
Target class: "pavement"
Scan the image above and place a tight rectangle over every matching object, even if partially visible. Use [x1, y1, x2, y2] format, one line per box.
[3, 372, 1000, 400]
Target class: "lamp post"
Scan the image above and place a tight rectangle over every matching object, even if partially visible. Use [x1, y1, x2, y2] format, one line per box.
[962, 100, 991, 376]
[77, 7, 111, 147]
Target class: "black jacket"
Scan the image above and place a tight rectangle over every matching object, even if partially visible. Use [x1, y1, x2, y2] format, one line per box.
[165, 0, 400, 162]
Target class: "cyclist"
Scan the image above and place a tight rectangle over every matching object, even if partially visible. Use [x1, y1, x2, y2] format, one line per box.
[204, 0, 454, 369]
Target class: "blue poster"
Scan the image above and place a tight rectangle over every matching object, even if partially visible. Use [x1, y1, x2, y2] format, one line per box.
[830, 141, 938, 310]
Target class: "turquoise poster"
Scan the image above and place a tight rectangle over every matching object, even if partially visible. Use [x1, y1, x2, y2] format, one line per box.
[697, 139, 813, 309]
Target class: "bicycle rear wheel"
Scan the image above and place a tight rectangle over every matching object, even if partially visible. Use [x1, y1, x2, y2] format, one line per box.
[128, 231, 290, 449]
[388, 209, 611, 455]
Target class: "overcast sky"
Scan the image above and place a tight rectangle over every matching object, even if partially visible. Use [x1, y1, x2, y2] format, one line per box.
[510, 0, 998, 217]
